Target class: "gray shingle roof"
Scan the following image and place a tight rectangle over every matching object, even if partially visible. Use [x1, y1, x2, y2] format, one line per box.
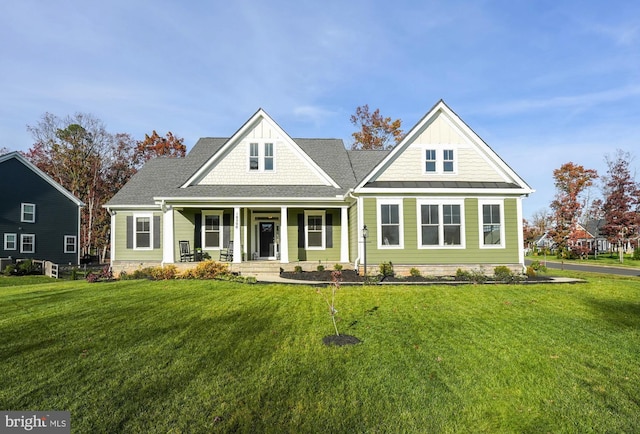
[105, 137, 369, 206]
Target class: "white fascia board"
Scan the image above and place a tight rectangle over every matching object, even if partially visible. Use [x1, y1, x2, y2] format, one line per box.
[154, 196, 348, 207]
[355, 187, 534, 195]
[103, 204, 162, 210]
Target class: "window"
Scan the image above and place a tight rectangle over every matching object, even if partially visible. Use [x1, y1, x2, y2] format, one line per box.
[378, 200, 403, 248]
[248, 142, 275, 172]
[443, 149, 454, 172]
[64, 235, 77, 253]
[21, 203, 36, 223]
[4, 233, 17, 250]
[418, 200, 464, 248]
[264, 143, 274, 171]
[20, 234, 35, 253]
[305, 211, 325, 249]
[249, 143, 259, 170]
[425, 149, 436, 172]
[420, 204, 439, 245]
[480, 201, 504, 247]
[134, 215, 152, 249]
[202, 211, 223, 249]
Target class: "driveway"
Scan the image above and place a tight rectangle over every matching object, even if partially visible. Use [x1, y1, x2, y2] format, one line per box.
[525, 258, 640, 277]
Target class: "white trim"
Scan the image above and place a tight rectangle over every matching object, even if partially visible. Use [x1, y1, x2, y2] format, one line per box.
[516, 197, 526, 268]
[376, 198, 404, 249]
[233, 207, 241, 263]
[304, 210, 326, 250]
[280, 206, 289, 263]
[416, 199, 466, 249]
[201, 210, 224, 250]
[162, 206, 175, 263]
[21, 203, 36, 223]
[133, 212, 154, 250]
[247, 141, 276, 173]
[478, 199, 505, 249]
[422, 145, 458, 175]
[64, 235, 77, 254]
[4, 233, 17, 250]
[20, 233, 35, 253]
[340, 206, 349, 262]
[110, 211, 116, 263]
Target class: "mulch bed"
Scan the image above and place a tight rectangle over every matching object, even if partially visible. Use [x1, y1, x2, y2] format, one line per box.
[322, 334, 361, 346]
[279, 269, 553, 284]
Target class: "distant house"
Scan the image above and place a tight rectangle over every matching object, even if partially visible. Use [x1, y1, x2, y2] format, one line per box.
[105, 100, 534, 275]
[0, 152, 84, 264]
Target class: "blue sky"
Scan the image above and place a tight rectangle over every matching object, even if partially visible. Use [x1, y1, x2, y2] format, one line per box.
[2, 0, 639, 219]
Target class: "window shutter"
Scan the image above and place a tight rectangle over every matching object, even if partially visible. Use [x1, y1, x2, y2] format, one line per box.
[298, 213, 305, 248]
[126, 216, 133, 249]
[153, 216, 161, 249]
[326, 213, 333, 248]
[194, 213, 202, 249]
[223, 213, 231, 246]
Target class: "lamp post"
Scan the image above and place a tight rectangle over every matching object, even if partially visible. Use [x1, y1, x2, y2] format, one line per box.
[362, 225, 369, 277]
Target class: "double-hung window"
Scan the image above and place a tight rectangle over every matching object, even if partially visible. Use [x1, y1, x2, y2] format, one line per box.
[423, 147, 456, 174]
[418, 200, 464, 248]
[21, 203, 36, 223]
[20, 234, 35, 253]
[479, 200, 504, 247]
[4, 233, 17, 250]
[202, 211, 223, 249]
[305, 211, 325, 249]
[378, 200, 403, 248]
[134, 215, 152, 249]
[425, 149, 437, 173]
[443, 149, 455, 172]
[64, 235, 77, 253]
[248, 142, 275, 172]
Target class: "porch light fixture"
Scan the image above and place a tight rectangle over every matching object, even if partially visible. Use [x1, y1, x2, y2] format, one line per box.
[362, 225, 369, 276]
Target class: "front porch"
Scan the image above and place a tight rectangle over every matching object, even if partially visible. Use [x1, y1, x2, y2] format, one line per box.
[165, 204, 351, 265]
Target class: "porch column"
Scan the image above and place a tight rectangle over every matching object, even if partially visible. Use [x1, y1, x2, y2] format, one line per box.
[340, 206, 349, 262]
[280, 206, 289, 263]
[162, 205, 174, 263]
[233, 207, 241, 263]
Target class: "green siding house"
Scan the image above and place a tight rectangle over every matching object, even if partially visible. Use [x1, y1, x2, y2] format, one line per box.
[105, 100, 534, 275]
[0, 152, 84, 265]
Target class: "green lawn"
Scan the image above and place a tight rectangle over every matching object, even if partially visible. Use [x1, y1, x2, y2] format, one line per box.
[1, 274, 639, 433]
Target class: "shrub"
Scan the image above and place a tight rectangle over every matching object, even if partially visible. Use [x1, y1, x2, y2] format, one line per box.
[294, 265, 303, 273]
[379, 262, 394, 277]
[634, 247, 640, 261]
[317, 264, 325, 272]
[455, 268, 488, 284]
[180, 260, 229, 279]
[529, 260, 547, 273]
[333, 263, 343, 271]
[3, 264, 16, 276]
[493, 266, 524, 284]
[409, 267, 421, 277]
[86, 272, 99, 283]
[18, 259, 38, 275]
[150, 265, 178, 280]
[526, 266, 536, 278]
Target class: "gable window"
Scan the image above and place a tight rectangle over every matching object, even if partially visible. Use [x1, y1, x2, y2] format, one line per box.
[135, 215, 152, 249]
[20, 234, 35, 253]
[377, 199, 403, 248]
[305, 211, 325, 249]
[480, 201, 504, 247]
[202, 211, 223, 249]
[21, 203, 36, 223]
[64, 235, 77, 253]
[248, 142, 275, 172]
[4, 233, 17, 250]
[425, 149, 436, 172]
[418, 200, 464, 248]
[443, 149, 454, 172]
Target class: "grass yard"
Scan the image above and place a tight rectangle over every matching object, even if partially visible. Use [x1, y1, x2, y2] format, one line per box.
[1, 273, 639, 433]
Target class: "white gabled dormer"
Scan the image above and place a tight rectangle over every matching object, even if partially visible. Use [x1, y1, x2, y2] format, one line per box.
[182, 109, 338, 188]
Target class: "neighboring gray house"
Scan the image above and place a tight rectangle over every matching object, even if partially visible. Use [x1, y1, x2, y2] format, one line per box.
[0, 152, 84, 265]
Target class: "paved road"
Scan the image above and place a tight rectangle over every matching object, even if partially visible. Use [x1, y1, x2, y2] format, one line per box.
[525, 259, 640, 277]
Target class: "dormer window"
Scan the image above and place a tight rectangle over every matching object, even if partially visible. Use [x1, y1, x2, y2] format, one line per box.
[248, 142, 275, 172]
[423, 147, 456, 174]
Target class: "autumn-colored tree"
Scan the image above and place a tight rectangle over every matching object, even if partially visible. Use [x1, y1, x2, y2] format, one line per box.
[135, 130, 186, 161]
[523, 209, 552, 250]
[26, 113, 140, 258]
[350, 105, 403, 150]
[548, 162, 598, 260]
[600, 149, 640, 262]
